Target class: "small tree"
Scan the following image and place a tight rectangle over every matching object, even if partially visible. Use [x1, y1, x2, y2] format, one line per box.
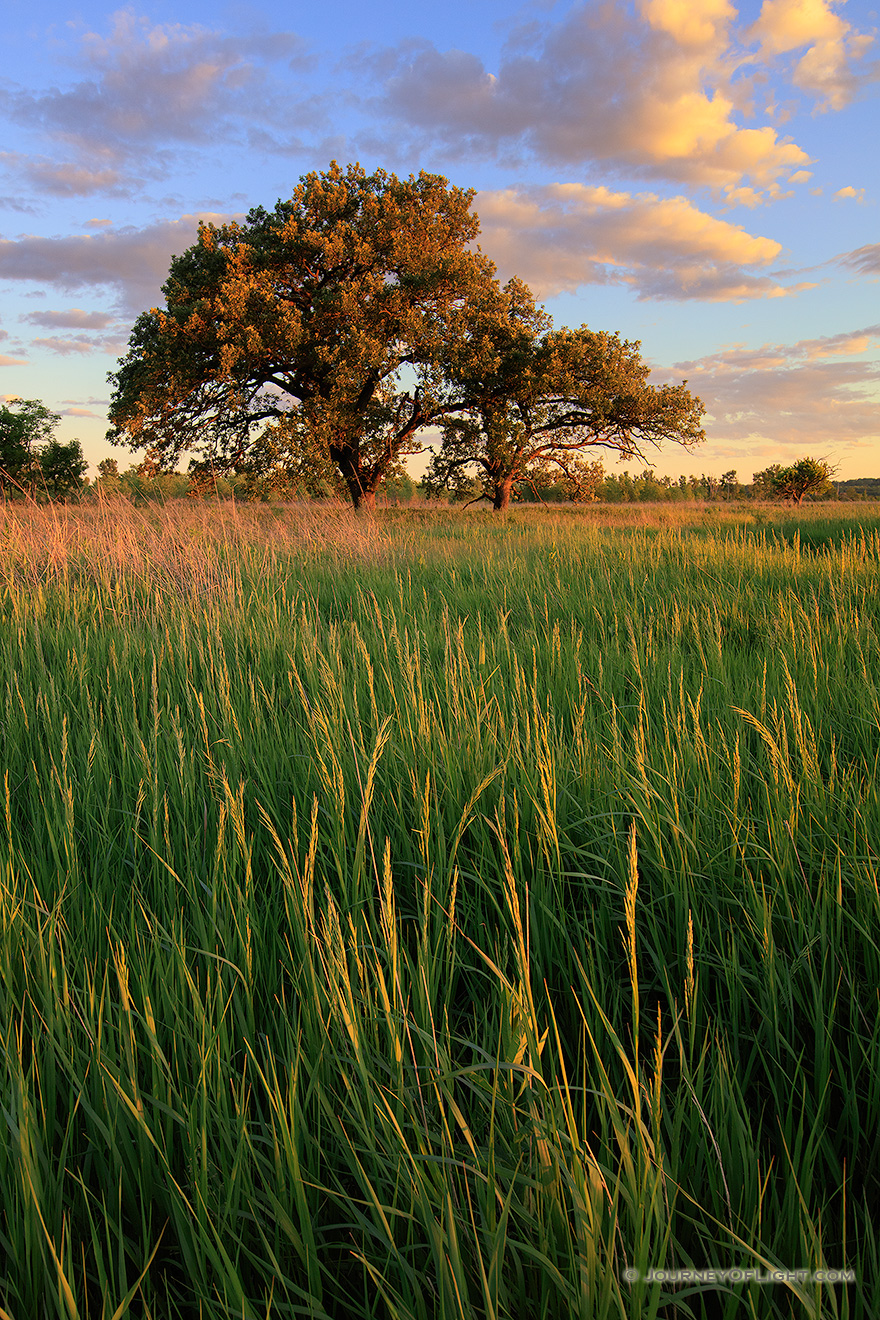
[39, 440, 88, 500]
[96, 457, 122, 493]
[752, 458, 834, 504]
[720, 470, 739, 501]
[0, 398, 61, 495]
[426, 322, 705, 511]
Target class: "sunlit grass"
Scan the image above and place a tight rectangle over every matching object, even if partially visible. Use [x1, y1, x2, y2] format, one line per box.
[1, 498, 878, 1317]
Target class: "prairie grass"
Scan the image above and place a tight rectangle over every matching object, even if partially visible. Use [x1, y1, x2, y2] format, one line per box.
[1, 497, 878, 1318]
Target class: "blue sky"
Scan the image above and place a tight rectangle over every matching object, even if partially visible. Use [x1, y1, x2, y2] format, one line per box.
[1, 0, 877, 481]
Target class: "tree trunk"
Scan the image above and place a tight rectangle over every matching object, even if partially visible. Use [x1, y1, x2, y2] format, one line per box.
[493, 475, 514, 511]
[336, 450, 376, 512]
[345, 478, 376, 512]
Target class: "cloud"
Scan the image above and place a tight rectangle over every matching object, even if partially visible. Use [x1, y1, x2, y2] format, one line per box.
[475, 182, 813, 301]
[0, 354, 29, 366]
[0, 212, 237, 317]
[365, 1, 817, 196]
[833, 185, 865, 202]
[60, 406, 102, 417]
[0, 153, 130, 197]
[670, 327, 880, 448]
[0, 10, 317, 193]
[0, 193, 39, 214]
[361, 0, 877, 197]
[796, 325, 880, 358]
[32, 336, 108, 355]
[839, 243, 880, 275]
[23, 308, 116, 329]
[746, 0, 877, 111]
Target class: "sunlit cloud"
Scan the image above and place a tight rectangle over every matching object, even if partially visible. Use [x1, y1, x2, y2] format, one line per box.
[0, 354, 29, 366]
[0, 212, 237, 317]
[746, 0, 877, 111]
[360, 0, 877, 199]
[833, 185, 865, 202]
[23, 308, 117, 330]
[670, 327, 880, 450]
[476, 182, 812, 301]
[370, 8, 807, 195]
[676, 325, 880, 370]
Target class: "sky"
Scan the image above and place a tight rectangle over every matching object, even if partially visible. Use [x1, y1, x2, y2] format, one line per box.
[0, 0, 878, 482]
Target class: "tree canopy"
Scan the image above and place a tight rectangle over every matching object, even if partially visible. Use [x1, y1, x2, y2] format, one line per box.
[0, 398, 87, 500]
[0, 398, 60, 494]
[752, 458, 834, 504]
[425, 319, 705, 510]
[108, 162, 705, 510]
[108, 162, 509, 510]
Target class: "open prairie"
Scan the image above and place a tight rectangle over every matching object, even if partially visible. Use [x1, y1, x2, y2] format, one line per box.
[1, 499, 878, 1319]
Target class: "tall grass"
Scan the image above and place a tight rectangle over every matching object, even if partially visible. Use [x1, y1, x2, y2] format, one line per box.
[1, 498, 878, 1318]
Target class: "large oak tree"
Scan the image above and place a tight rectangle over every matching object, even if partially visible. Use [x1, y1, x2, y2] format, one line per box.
[108, 162, 512, 510]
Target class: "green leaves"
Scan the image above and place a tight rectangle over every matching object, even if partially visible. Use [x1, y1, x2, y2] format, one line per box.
[753, 458, 835, 504]
[0, 399, 86, 501]
[108, 162, 503, 509]
[428, 321, 705, 510]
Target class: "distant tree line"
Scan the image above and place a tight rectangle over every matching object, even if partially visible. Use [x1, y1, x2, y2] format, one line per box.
[0, 408, 855, 510]
[423, 458, 843, 506]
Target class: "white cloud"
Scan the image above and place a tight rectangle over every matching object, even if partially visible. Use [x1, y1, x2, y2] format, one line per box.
[362, 0, 875, 198]
[366, 2, 808, 196]
[476, 182, 813, 301]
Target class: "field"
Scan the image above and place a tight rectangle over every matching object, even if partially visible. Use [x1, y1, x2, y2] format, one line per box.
[1, 498, 878, 1319]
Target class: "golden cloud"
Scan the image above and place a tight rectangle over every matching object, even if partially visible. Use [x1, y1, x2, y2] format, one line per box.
[747, 0, 876, 109]
[476, 183, 806, 301]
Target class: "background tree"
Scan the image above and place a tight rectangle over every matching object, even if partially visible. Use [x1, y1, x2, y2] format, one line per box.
[0, 398, 60, 495]
[720, 469, 740, 500]
[108, 162, 507, 511]
[752, 458, 834, 504]
[95, 457, 122, 494]
[426, 321, 705, 511]
[39, 440, 88, 500]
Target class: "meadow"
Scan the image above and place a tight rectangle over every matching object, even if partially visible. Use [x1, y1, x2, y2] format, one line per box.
[0, 497, 878, 1319]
